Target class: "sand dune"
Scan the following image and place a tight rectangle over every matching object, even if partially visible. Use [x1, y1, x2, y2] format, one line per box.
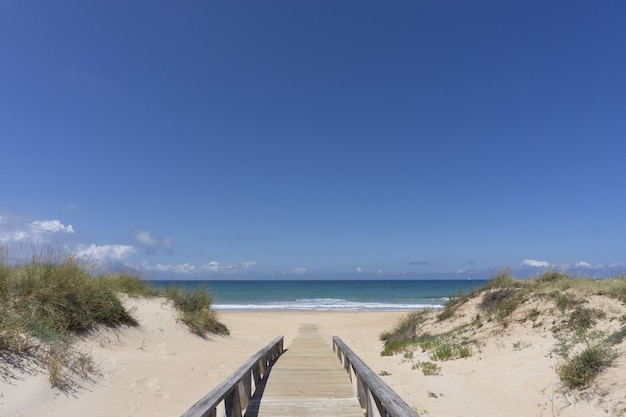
[1, 293, 625, 417]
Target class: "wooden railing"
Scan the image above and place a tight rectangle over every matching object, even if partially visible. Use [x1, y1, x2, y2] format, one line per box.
[181, 336, 284, 417]
[333, 336, 420, 417]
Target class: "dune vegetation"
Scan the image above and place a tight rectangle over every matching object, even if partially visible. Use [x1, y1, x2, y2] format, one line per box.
[0, 247, 228, 389]
[380, 270, 626, 391]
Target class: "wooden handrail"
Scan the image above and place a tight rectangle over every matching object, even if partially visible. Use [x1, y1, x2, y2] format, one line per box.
[333, 336, 420, 417]
[181, 336, 284, 417]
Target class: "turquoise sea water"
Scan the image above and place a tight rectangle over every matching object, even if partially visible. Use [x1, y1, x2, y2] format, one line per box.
[150, 279, 488, 311]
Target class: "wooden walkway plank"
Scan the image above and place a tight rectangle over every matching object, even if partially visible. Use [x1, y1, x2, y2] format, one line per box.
[246, 324, 364, 417]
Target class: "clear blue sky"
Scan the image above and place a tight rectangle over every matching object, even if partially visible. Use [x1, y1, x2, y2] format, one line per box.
[2, 1, 625, 279]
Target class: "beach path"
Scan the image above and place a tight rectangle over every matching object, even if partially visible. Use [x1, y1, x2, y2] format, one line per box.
[245, 323, 363, 417]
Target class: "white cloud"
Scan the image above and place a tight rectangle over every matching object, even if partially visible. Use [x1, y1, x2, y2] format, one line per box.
[76, 244, 137, 261]
[522, 259, 551, 268]
[150, 263, 197, 274]
[30, 220, 75, 234]
[292, 267, 307, 275]
[0, 217, 75, 243]
[575, 261, 604, 269]
[203, 261, 229, 273]
[355, 267, 363, 273]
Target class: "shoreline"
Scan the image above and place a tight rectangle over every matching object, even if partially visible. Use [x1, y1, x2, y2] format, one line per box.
[213, 306, 442, 312]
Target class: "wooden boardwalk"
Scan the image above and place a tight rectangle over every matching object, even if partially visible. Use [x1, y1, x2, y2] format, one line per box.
[244, 324, 364, 417]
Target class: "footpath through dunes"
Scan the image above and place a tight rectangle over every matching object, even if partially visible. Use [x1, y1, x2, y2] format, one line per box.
[245, 323, 363, 417]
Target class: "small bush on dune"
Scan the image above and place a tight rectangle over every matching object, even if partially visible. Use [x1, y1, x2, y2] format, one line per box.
[537, 271, 569, 284]
[379, 310, 426, 343]
[424, 336, 473, 362]
[604, 325, 626, 346]
[417, 361, 441, 375]
[567, 306, 605, 332]
[380, 339, 418, 356]
[590, 277, 626, 301]
[0, 310, 30, 352]
[8, 259, 138, 335]
[483, 268, 516, 290]
[437, 292, 470, 321]
[557, 345, 614, 389]
[380, 310, 432, 355]
[550, 291, 581, 312]
[165, 286, 229, 337]
[479, 287, 525, 323]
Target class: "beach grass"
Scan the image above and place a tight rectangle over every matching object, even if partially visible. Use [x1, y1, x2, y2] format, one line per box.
[0, 246, 227, 388]
[557, 345, 615, 389]
[381, 270, 626, 389]
[164, 285, 229, 337]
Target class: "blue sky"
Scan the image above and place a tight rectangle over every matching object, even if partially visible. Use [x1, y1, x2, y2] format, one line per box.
[2, 1, 625, 279]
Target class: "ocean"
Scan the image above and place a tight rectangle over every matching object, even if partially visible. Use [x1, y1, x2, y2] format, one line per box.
[149, 279, 488, 312]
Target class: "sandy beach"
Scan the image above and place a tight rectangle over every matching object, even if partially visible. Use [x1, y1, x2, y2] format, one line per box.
[2, 295, 625, 417]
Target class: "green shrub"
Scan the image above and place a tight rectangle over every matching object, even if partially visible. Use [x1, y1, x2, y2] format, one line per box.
[379, 310, 426, 343]
[557, 345, 614, 389]
[483, 268, 516, 290]
[479, 287, 524, 323]
[380, 339, 417, 356]
[537, 271, 569, 283]
[0, 310, 30, 352]
[431, 344, 454, 361]
[567, 306, 605, 332]
[428, 340, 472, 361]
[164, 286, 229, 337]
[437, 292, 469, 321]
[604, 326, 626, 346]
[417, 361, 441, 375]
[5, 258, 138, 335]
[551, 291, 582, 312]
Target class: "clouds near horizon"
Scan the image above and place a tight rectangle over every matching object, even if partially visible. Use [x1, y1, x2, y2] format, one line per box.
[521, 259, 550, 268]
[76, 244, 137, 262]
[143, 260, 257, 275]
[0, 217, 75, 244]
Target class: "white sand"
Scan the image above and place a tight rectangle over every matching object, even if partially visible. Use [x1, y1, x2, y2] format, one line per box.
[1, 295, 625, 417]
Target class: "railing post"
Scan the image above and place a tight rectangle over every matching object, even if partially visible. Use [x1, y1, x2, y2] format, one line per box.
[237, 376, 250, 411]
[252, 361, 261, 387]
[224, 387, 241, 417]
[356, 374, 367, 409]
